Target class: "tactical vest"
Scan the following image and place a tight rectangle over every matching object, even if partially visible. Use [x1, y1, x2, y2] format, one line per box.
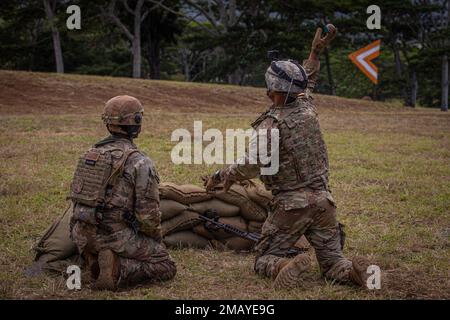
[69, 139, 139, 225]
[252, 98, 329, 192]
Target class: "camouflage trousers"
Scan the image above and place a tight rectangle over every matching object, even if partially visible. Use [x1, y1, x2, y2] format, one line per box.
[254, 189, 353, 283]
[71, 221, 176, 286]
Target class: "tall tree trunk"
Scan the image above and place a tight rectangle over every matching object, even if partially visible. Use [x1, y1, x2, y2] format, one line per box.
[180, 48, 191, 81]
[132, 37, 141, 78]
[145, 29, 160, 80]
[228, 68, 241, 85]
[324, 47, 335, 95]
[132, 0, 144, 79]
[409, 71, 417, 108]
[441, 0, 449, 111]
[104, 0, 146, 79]
[442, 55, 449, 111]
[228, 0, 237, 25]
[184, 61, 190, 81]
[372, 84, 378, 100]
[147, 40, 161, 79]
[43, 0, 64, 73]
[28, 22, 41, 71]
[393, 45, 407, 103]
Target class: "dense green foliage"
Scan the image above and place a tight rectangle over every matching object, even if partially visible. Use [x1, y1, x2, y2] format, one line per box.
[0, 0, 448, 107]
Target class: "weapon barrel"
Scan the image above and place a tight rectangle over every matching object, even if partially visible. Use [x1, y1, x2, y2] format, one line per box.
[199, 214, 307, 255]
[199, 215, 260, 242]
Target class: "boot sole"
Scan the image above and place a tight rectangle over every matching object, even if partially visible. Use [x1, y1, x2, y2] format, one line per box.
[273, 254, 311, 289]
[93, 250, 119, 291]
[349, 257, 370, 287]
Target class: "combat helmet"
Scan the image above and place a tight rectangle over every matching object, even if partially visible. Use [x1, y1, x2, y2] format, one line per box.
[102, 95, 144, 138]
[265, 60, 308, 95]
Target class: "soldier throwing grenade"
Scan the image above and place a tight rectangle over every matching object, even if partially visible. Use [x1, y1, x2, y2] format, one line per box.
[204, 25, 372, 289]
[69, 95, 176, 290]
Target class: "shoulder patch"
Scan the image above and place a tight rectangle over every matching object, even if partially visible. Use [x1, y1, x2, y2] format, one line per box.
[84, 149, 100, 166]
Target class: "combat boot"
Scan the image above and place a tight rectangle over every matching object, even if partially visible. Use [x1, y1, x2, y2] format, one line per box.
[80, 252, 99, 284]
[93, 249, 120, 291]
[271, 258, 290, 280]
[348, 256, 371, 288]
[273, 253, 311, 289]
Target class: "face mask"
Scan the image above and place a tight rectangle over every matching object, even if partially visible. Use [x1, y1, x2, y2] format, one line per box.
[121, 125, 141, 138]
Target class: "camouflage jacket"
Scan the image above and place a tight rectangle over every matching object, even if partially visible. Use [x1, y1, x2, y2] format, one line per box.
[71, 135, 162, 239]
[222, 59, 329, 195]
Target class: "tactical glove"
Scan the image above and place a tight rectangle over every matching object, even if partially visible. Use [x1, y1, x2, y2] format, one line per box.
[311, 24, 337, 55]
[202, 170, 223, 192]
[202, 169, 235, 192]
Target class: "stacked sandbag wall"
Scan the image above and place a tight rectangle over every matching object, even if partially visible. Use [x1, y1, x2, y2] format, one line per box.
[160, 182, 273, 252]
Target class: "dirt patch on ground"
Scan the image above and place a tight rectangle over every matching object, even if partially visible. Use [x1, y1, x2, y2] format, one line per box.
[0, 70, 409, 116]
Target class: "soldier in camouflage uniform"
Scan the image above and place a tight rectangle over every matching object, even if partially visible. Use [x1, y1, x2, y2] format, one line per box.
[204, 25, 371, 289]
[69, 95, 176, 291]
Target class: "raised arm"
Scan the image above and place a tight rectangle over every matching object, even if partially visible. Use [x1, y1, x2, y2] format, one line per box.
[303, 24, 337, 93]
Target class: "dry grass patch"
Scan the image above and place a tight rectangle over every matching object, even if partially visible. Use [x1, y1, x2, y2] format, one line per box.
[0, 71, 449, 299]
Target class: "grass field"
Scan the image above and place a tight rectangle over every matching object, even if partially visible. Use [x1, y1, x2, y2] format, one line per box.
[0, 70, 449, 299]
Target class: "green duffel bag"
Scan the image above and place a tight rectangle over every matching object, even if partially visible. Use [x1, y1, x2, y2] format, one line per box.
[33, 203, 77, 264]
[163, 231, 211, 249]
[25, 254, 82, 276]
[25, 203, 79, 276]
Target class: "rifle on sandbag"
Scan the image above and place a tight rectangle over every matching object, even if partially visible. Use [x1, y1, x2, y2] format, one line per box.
[199, 209, 307, 256]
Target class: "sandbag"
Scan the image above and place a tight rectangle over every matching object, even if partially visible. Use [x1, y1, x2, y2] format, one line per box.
[212, 184, 267, 222]
[244, 182, 273, 208]
[192, 223, 215, 240]
[163, 231, 211, 249]
[160, 199, 188, 221]
[190, 199, 240, 217]
[161, 209, 201, 236]
[224, 237, 254, 251]
[248, 220, 264, 233]
[159, 182, 212, 204]
[33, 203, 77, 263]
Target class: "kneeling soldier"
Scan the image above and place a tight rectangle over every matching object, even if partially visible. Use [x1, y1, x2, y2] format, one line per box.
[204, 25, 371, 289]
[69, 95, 176, 290]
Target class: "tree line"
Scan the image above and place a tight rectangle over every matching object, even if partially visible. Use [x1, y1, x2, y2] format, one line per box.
[0, 0, 448, 109]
